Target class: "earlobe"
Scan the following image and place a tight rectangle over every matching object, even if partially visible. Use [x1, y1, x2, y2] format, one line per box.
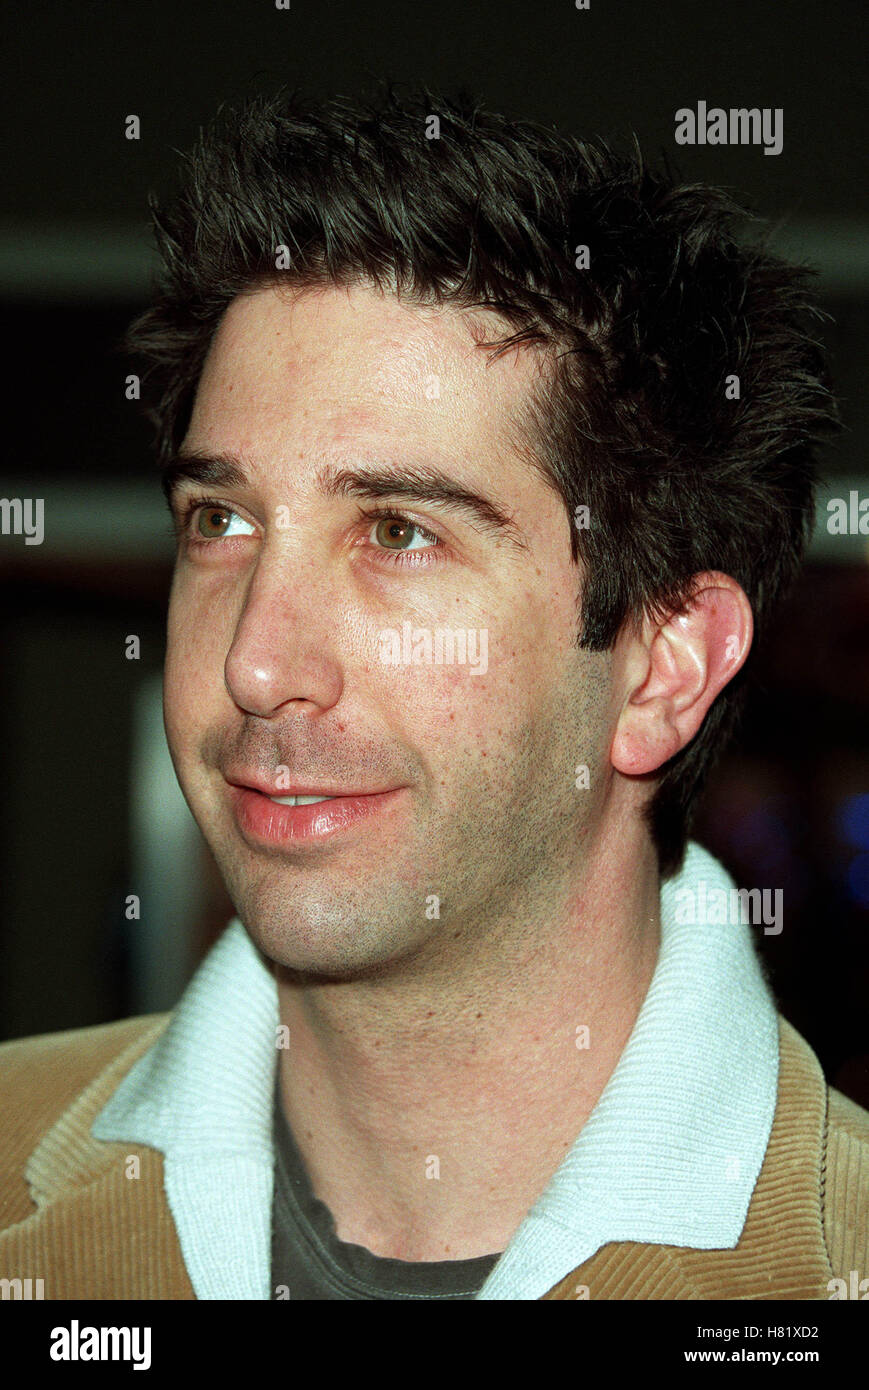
[612, 719, 682, 776]
[610, 572, 753, 778]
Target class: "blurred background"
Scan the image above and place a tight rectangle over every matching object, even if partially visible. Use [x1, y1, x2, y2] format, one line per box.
[0, 0, 866, 1105]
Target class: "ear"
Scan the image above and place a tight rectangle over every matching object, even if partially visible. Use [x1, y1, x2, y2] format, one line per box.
[610, 572, 753, 777]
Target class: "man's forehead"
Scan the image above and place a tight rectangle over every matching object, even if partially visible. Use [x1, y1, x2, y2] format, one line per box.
[208, 280, 542, 405]
[182, 286, 549, 510]
[175, 282, 571, 564]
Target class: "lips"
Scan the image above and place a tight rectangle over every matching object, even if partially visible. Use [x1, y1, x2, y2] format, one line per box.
[224, 774, 394, 799]
[269, 793, 336, 806]
[226, 780, 405, 846]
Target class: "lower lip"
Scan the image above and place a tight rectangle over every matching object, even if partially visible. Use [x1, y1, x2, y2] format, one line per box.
[228, 785, 404, 846]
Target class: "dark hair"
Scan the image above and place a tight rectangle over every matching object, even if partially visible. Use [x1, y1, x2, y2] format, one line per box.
[126, 84, 840, 878]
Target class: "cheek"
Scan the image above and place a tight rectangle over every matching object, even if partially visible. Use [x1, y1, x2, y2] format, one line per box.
[164, 589, 228, 741]
[167, 565, 239, 663]
[162, 651, 199, 758]
[372, 644, 523, 764]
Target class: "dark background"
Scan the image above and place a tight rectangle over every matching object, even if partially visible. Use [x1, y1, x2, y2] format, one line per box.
[1, 0, 867, 1104]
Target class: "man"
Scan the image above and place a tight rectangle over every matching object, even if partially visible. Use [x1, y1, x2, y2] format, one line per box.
[1, 86, 866, 1302]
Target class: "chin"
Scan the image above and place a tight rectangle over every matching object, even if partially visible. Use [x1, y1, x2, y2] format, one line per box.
[236, 893, 421, 981]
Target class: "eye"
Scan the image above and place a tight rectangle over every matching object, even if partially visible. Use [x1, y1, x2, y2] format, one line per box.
[187, 502, 256, 541]
[197, 505, 253, 539]
[371, 514, 439, 552]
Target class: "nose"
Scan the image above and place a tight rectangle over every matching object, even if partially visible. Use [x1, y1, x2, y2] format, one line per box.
[223, 552, 344, 718]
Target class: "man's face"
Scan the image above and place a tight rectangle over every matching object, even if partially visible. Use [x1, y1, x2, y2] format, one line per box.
[164, 281, 617, 977]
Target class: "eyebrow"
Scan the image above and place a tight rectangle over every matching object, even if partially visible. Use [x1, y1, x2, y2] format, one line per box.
[162, 450, 530, 552]
[162, 452, 247, 505]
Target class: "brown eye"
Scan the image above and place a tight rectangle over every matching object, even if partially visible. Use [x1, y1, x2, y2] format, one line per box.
[186, 502, 255, 543]
[373, 515, 439, 553]
[197, 506, 231, 538]
[375, 516, 416, 549]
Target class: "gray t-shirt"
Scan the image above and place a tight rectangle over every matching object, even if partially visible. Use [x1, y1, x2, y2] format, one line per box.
[270, 1078, 502, 1300]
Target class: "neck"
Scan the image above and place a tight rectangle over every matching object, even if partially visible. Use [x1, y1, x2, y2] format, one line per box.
[274, 826, 661, 1262]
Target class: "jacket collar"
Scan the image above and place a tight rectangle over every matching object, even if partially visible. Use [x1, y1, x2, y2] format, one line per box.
[92, 920, 280, 1299]
[92, 841, 779, 1300]
[479, 843, 779, 1297]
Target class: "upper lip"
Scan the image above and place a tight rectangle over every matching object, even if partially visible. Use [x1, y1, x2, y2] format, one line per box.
[225, 774, 397, 798]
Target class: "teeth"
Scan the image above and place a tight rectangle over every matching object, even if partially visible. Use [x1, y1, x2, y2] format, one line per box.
[269, 794, 335, 806]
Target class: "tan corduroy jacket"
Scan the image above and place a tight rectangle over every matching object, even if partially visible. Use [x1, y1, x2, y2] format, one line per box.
[0, 1011, 867, 1300]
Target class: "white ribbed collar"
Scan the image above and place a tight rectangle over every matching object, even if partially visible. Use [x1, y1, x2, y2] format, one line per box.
[92, 841, 778, 1300]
